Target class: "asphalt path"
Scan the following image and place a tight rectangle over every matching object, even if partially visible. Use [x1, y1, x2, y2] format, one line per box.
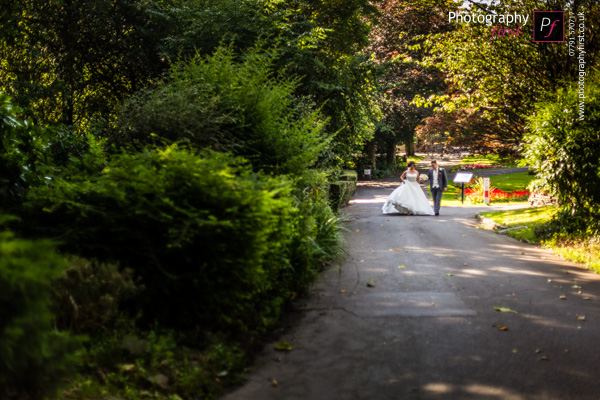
[222, 163, 600, 400]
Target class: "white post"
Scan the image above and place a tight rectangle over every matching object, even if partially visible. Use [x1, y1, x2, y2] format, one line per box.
[484, 177, 490, 205]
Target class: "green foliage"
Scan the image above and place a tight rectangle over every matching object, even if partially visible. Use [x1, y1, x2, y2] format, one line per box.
[289, 170, 343, 290]
[26, 147, 297, 332]
[524, 72, 600, 235]
[0, 94, 48, 210]
[329, 180, 357, 211]
[115, 45, 329, 176]
[0, 0, 169, 125]
[51, 257, 141, 334]
[0, 226, 79, 400]
[424, 0, 600, 152]
[66, 329, 246, 400]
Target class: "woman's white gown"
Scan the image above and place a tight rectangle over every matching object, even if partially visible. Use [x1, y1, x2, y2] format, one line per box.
[382, 171, 435, 215]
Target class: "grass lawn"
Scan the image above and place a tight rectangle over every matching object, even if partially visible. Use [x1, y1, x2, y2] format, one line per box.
[459, 154, 521, 167]
[479, 206, 557, 243]
[487, 172, 535, 192]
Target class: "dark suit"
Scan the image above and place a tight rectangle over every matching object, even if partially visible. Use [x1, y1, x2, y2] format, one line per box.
[427, 167, 448, 215]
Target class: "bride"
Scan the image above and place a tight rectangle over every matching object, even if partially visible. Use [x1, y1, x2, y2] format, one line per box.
[382, 161, 435, 215]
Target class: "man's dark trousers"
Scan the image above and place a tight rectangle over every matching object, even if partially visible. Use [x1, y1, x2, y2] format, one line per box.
[431, 187, 443, 215]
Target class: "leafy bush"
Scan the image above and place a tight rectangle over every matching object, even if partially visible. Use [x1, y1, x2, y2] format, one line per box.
[114, 45, 329, 176]
[288, 170, 343, 292]
[0, 225, 79, 400]
[51, 257, 141, 334]
[67, 329, 246, 400]
[524, 73, 600, 235]
[26, 146, 296, 332]
[0, 94, 49, 210]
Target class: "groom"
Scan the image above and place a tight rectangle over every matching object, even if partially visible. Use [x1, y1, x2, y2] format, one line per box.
[427, 160, 448, 216]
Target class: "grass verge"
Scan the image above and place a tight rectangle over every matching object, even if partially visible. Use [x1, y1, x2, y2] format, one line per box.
[459, 154, 521, 168]
[478, 206, 600, 273]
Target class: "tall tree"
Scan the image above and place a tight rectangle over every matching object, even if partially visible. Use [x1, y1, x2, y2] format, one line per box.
[367, 0, 454, 161]
[422, 0, 600, 154]
[0, 0, 171, 125]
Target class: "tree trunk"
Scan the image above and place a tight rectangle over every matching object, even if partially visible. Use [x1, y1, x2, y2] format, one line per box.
[365, 140, 376, 170]
[406, 138, 415, 156]
[386, 140, 396, 167]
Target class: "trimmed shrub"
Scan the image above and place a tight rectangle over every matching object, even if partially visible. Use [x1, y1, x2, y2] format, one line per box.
[51, 257, 141, 334]
[25, 147, 296, 332]
[0, 226, 78, 400]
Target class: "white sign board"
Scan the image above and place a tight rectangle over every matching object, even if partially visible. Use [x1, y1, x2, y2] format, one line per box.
[453, 172, 473, 184]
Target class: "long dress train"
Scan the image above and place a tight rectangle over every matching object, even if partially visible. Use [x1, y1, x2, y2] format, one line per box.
[382, 171, 435, 215]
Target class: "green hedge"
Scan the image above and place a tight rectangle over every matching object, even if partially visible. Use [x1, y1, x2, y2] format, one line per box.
[0, 227, 78, 399]
[329, 170, 357, 211]
[25, 147, 300, 333]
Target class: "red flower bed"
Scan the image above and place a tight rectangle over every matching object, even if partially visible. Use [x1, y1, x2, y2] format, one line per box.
[462, 188, 529, 202]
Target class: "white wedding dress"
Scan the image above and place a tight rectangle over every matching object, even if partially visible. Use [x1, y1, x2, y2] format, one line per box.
[382, 171, 435, 215]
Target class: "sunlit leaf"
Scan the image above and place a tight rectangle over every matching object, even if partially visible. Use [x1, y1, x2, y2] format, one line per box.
[494, 307, 517, 313]
[274, 341, 293, 351]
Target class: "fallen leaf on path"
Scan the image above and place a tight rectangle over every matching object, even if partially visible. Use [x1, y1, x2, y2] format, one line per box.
[494, 307, 517, 313]
[355, 229, 360, 233]
[366, 278, 376, 287]
[464, 262, 468, 266]
[493, 324, 509, 331]
[447, 273, 454, 277]
[547, 279, 552, 283]
[576, 315, 586, 321]
[572, 285, 581, 289]
[395, 248, 400, 251]
[274, 342, 293, 351]
[462, 235, 466, 237]
[399, 265, 406, 269]
[582, 296, 590, 300]
[386, 296, 391, 300]
[535, 349, 542, 353]
[431, 302, 436, 307]
[512, 349, 518, 353]
[271, 379, 279, 387]
[559, 295, 567, 300]
[340, 289, 346, 293]
[539, 356, 550, 361]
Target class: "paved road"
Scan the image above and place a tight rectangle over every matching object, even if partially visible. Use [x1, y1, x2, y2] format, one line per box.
[222, 170, 600, 400]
